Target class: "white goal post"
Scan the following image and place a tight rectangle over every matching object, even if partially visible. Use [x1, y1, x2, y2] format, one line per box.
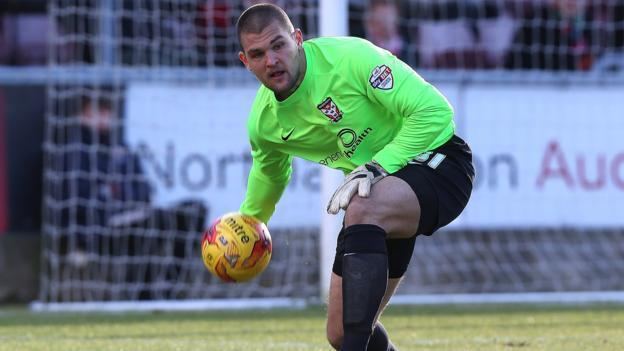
[318, 0, 348, 302]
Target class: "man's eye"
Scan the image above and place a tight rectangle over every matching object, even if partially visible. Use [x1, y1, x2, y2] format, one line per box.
[273, 43, 283, 50]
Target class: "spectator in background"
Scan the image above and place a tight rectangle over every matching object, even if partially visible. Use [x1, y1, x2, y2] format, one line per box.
[504, 0, 601, 70]
[52, 90, 151, 265]
[73, 93, 151, 211]
[412, 1, 495, 69]
[475, 0, 517, 68]
[52, 89, 206, 299]
[364, 0, 407, 61]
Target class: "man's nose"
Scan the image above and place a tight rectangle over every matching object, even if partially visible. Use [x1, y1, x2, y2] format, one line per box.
[266, 51, 279, 66]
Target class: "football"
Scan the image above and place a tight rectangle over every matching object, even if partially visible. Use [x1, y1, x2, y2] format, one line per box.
[201, 212, 272, 283]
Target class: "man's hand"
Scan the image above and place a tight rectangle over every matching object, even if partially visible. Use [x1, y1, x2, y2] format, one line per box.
[326, 161, 388, 214]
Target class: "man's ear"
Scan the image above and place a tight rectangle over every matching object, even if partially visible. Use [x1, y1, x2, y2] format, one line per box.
[239, 51, 249, 69]
[293, 28, 303, 46]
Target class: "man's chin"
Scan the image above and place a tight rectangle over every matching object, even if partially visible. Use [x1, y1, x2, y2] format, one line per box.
[265, 83, 289, 96]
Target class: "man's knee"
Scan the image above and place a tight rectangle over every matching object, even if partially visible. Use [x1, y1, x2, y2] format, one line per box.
[344, 196, 381, 227]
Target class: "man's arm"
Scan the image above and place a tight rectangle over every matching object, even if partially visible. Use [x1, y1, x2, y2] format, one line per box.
[326, 40, 455, 214]
[357, 40, 455, 173]
[239, 138, 292, 224]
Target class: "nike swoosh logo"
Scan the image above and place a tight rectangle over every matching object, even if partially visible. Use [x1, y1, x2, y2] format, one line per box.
[281, 128, 295, 141]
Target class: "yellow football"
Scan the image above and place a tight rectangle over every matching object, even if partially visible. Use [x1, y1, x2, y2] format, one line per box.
[201, 212, 272, 282]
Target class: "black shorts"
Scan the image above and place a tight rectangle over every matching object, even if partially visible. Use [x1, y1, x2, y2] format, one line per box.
[332, 134, 475, 278]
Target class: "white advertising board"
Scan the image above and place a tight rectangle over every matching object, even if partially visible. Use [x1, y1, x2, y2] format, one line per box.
[454, 85, 624, 228]
[126, 83, 624, 228]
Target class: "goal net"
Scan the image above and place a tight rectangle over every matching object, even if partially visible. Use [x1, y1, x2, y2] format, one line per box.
[39, 0, 321, 306]
[37, 0, 624, 309]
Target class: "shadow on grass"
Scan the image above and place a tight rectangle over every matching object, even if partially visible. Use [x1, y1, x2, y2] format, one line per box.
[0, 305, 327, 328]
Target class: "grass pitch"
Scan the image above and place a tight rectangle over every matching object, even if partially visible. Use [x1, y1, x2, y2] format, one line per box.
[1, 303, 623, 350]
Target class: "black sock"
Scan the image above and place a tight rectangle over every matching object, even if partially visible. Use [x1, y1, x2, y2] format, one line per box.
[367, 322, 397, 351]
[341, 224, 388, 351]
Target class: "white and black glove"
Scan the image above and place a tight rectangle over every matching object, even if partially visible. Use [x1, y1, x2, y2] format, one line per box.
[326, 161, 388, 215]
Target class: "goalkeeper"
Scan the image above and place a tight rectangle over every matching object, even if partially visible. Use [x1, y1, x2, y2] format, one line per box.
[236, 4, 474, 351]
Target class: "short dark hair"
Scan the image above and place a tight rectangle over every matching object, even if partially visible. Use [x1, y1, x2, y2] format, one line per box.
[236, 3, 294, 49]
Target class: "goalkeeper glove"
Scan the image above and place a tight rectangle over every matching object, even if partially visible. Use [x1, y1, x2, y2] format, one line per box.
[326, 161, 388, 215]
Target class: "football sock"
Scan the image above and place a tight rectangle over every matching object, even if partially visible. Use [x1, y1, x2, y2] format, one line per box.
[341, 224, 388, 351]
[367, 322, 397, 351]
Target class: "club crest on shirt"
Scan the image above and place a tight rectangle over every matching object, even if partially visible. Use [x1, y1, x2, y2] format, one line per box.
[317, 97, 343, 123]
[369, 65, 393, 90]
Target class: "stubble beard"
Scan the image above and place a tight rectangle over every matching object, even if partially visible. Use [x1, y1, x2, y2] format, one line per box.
[289, 47, 307, 95]
[275, 46, 306, 101]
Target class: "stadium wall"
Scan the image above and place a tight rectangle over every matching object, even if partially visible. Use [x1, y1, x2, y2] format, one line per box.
[0, 234, 40, 303]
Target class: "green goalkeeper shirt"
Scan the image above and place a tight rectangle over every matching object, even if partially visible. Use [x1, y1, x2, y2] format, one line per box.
[240, 36, 455, 223]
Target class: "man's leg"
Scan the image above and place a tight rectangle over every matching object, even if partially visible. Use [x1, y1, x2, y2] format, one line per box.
[367, 271, 400, 351]
[363, 236, 416, 350]
[328, 138, 474, 350]
[368, 322, 396, 351]
[340, 223, 388, 350]
[327, 273, 402, 351]
[339, 176, 420, 351]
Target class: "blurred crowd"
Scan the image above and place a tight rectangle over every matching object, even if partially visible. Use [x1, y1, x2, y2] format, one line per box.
[354, 0, 624, 71]
[1, 0, 623, 71]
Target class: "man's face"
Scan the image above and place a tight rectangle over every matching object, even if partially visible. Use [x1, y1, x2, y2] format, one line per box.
[80, 103, 116, 133]
[239, 21, 303, 98]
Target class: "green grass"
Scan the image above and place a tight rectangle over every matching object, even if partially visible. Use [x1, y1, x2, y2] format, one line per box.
[1, 304, 623, 350]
